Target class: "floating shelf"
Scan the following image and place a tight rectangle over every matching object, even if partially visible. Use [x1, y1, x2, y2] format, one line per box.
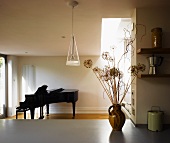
[137, 48, 170, 54]
[138, 74, 170, 78]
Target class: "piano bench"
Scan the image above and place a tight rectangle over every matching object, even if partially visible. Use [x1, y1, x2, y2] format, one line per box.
[16, 107, 29, 119]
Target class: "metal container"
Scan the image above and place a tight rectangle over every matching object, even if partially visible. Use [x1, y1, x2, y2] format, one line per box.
[147, 55, 163, 74]
[151, 27, 162, 48]
[148, 106, 164, 131]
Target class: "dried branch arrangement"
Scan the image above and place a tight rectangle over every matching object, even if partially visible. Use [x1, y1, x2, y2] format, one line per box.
[84, 28, 145, 105]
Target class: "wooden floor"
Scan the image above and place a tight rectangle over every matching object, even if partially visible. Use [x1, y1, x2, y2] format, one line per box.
[6, 113, 109, 119]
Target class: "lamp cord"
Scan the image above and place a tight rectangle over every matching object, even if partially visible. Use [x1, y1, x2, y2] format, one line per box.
[72, 6, 74, 36]
[71, 5, 75, 56]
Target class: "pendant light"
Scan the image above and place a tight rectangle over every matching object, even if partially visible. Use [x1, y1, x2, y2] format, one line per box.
[66, 0, 80, 66]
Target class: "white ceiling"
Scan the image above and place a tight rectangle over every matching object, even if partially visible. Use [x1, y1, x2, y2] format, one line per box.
[0, 0, 169, 56]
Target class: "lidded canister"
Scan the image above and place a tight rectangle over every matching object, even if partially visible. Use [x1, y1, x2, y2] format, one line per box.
[151, 27, 162, 48]
[148, 106, 164, 132]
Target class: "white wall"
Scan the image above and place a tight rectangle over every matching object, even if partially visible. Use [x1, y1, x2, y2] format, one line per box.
[18, 56, 111, 114]
[136, 7, 170, 124]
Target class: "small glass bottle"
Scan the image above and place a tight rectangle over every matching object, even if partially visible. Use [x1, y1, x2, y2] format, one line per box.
[151, 27, 162, 48]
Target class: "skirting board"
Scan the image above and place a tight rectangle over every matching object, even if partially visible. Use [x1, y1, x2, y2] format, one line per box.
[48, 107, 109, 114]
[47, 107, 131, 119]
[20, 106, 131, 117]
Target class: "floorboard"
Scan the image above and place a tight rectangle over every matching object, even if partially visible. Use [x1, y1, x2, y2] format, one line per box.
[6, 113, 109, 119]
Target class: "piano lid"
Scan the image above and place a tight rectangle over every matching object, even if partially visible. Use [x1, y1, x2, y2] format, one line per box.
[61, 89, 79, 93]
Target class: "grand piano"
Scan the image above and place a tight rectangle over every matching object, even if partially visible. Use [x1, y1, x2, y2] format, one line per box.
[18, 85, 79, 119]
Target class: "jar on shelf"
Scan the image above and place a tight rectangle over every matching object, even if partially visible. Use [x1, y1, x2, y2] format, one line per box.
[151, 27, 162, 48]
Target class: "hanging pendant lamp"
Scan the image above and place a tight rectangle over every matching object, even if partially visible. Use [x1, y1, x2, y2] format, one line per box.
[66, 0, 80, 66]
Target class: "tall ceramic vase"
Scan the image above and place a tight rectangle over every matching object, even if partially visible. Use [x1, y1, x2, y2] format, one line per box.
[108, 104, 125, 131]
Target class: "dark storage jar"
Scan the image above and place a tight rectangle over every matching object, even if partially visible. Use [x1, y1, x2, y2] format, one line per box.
[151, 27, 162, 48]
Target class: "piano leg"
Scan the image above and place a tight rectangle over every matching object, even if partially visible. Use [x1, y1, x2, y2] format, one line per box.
[46, 104, 49, 116]
[30, 108, 35, 119]
[46, 103, 76, 118]
[39, 106, 44, 119]
[72, 102, 76, 119]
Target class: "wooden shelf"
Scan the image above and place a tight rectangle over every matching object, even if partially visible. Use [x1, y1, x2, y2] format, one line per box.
[137, 48, 170, 54]
[137, 48, 170, 78]
[138, 74, 170, 78]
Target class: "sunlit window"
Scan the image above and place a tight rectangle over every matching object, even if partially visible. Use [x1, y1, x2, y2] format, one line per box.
[0, 57, 5, 115]
[101, 18, 121, 53]
[101, 18, 132, 103]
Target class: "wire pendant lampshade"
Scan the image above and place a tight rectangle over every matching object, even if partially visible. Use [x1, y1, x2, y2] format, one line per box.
[66, 0, 80, 66]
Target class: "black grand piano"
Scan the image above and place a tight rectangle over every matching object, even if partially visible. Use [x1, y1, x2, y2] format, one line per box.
[18, 85, 78, 119]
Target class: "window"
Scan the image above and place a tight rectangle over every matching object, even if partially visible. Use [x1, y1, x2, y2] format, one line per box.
[0, 54, 6, 118]
[101, 18, 132, 104]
